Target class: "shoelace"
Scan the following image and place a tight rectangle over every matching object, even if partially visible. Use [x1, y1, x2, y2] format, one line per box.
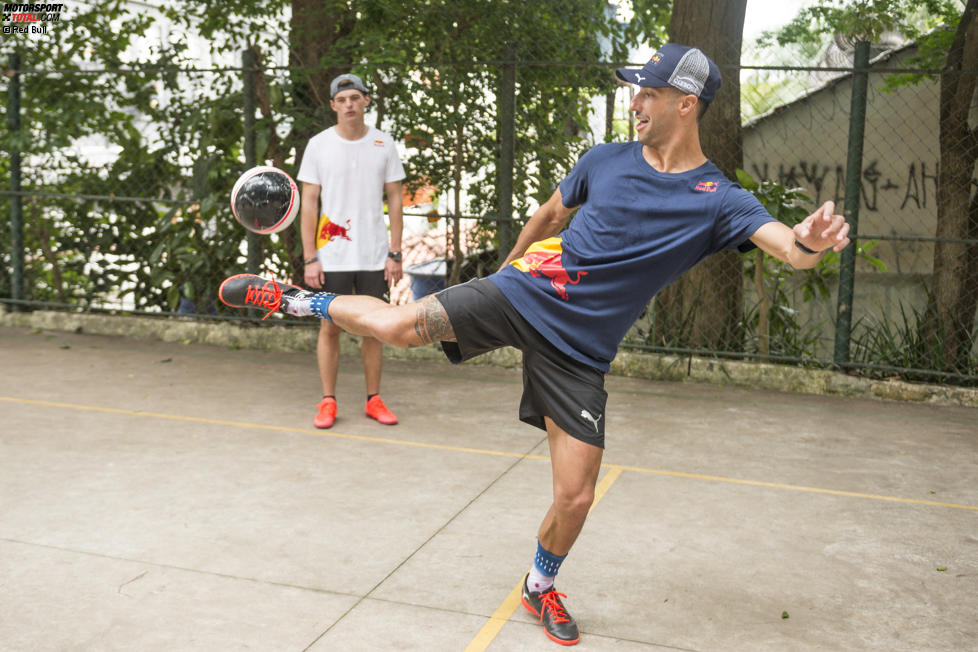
[539, 590, 571, 624]
[243, 277, 282, 320]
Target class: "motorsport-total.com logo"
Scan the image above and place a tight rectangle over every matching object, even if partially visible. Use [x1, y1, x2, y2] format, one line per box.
[2, 3, 64, 35]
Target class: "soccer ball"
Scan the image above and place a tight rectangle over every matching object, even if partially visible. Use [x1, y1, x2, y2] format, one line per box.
[230, 166, 299, 234]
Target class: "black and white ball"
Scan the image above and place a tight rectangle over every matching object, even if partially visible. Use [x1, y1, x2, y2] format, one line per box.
[230, 166, 299, 235]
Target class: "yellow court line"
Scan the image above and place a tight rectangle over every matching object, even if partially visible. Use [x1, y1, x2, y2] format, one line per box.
[0, 396, 549, 462]
[463, 466, 625, 652]
[618, 465, 978, 511]
[3, 396, 976, 512]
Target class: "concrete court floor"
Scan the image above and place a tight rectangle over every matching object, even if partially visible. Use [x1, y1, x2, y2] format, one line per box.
[0, 324, 976, 652]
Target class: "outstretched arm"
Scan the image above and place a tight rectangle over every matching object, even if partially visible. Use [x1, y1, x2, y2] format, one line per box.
[499, 188, 578, 269]
[384, 180, 404, 286]
[749, 200, 851, 270]
[301, 182, 324, 288]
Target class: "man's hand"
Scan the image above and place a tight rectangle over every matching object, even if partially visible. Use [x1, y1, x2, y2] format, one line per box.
[794, 201, 851, 253]
[385, 257, 403, 286]
[304, 260, 324, 289]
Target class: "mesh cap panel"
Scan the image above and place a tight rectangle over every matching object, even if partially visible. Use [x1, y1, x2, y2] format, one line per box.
[667, 49, 709, 96]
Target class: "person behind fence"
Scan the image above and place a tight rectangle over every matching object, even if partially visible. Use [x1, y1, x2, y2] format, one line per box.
[219, 44, 851, 646]
[296, 73, 406, 429]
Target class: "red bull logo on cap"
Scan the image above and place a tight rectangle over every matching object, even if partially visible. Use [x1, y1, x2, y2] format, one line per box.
[316, 215, 353, 248]
[510, 237, 586, 301]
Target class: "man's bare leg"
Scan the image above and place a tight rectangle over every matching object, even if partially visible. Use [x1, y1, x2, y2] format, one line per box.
[520, 416, 600, 645]
[537, 416, 604, 555]
[317, 320, 341, 396]
[361, 335, 383, 395]
[219, 275, 455, 347]
[326, 294, 456, 348]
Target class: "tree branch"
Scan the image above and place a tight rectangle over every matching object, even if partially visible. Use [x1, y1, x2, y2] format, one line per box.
[249, 44, 284, 169]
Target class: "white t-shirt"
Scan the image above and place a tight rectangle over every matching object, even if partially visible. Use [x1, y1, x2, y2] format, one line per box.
[297, 125, 405, 271]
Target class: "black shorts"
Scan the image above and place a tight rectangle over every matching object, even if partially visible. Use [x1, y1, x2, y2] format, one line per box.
[435, 278, 607, 448]
[320, 270, 389, 302]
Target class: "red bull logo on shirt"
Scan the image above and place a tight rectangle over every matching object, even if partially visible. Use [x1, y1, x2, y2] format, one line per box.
[695, 180, 718, 193]
[510, 237, 587, 301]
[316, 215, 353, 248]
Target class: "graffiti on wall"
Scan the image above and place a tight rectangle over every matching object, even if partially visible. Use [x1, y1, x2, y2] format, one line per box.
[746, 160, 954, 212]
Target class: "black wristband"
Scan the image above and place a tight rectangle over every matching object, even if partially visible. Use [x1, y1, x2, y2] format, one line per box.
[794, 240, 820, 255]
[304, 256, 318, 265]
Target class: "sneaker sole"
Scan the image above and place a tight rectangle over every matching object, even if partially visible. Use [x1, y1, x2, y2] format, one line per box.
[521, 596, 540, 618]
[545, 631, 581, 646]
[365, 407, 398, 425]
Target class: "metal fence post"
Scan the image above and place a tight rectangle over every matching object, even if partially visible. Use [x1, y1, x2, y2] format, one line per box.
[833, 41, 870, 367]
[242, 48, 261, 277]
[8, 52, 24, 311]
[496, 46, 517, 261]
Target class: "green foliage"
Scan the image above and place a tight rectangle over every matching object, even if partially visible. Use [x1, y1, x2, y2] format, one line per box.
[608, 0, 671, 62]
[740, 73, 810, 122]
[736, 170, 831, 358]
[850, 299, 978, 385]
[0, 1, 267, 313]
[2, 1, 167, 309]
[354, 0, 653, 244]
[2, 0, 669, 314]
[760, 0, 963, 46]
[159, 0, 290, 56]
[752, 0, 964, 93]
[735, 170, 886, 360]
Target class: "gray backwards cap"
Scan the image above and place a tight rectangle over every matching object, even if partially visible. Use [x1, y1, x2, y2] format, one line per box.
[616, 44, 722, 103]
[330, 73, 369, 99]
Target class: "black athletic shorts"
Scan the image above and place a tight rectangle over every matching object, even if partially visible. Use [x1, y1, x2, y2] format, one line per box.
[320, 270, 389, 302]
[435, 277, 607, 448]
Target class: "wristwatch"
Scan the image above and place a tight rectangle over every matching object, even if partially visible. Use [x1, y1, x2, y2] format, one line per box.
[387, 251, 402, 263]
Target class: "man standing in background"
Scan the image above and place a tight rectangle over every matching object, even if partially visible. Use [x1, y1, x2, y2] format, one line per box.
[297, 73, 405, 429]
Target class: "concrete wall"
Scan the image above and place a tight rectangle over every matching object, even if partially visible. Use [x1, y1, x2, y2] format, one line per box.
[742, 45, 978, 345]
[743, 46, 948, 277]
[3, 306, 974, 408]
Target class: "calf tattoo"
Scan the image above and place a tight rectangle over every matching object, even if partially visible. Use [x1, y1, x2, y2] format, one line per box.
[414, 296, 456, 344]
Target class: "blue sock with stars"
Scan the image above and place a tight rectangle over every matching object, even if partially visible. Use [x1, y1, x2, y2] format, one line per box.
[280, 290, 336, 321]
[308, 293, 336, 321]
[527, 540, 565, 594]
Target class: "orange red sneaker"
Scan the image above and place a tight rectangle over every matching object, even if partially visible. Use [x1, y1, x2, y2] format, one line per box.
[521, 573, 580, 646]
[313, 396, 337, 429]
[365, 395, 398, 425]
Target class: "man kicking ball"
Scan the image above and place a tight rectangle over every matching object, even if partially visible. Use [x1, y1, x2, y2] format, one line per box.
[219, 44, 850, 646]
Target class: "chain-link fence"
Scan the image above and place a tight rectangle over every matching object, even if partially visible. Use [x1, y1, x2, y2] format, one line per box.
[2, 28, 976, 385]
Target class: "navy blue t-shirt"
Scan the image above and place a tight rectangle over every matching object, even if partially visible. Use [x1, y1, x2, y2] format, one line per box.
[491, 141, 775, 371]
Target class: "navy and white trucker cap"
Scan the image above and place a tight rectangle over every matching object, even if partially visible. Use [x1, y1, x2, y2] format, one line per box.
[616, 43, 722, 103]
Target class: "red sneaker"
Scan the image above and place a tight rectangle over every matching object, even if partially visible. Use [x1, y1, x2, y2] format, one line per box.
[365, 395, 398, 425]
[313, 397, 337, 429]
